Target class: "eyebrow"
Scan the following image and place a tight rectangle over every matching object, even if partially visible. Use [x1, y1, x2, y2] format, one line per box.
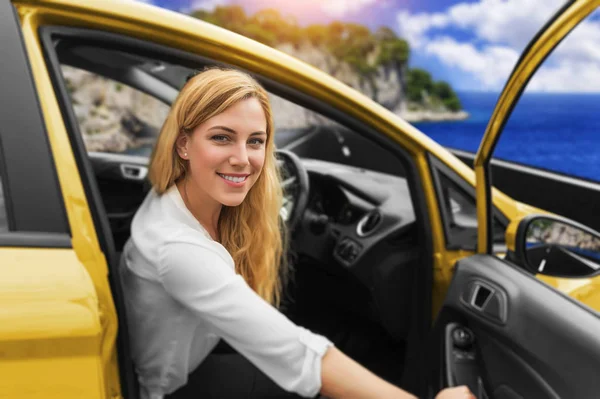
[208, 125, 266, 136]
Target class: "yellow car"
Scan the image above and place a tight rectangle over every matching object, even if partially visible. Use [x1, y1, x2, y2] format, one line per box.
[2, 0, 599, 398]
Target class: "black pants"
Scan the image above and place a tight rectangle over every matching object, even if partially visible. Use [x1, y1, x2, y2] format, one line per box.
[165, 344, 308, 399]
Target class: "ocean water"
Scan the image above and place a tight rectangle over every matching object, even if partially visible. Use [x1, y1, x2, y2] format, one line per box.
[413, 92, 600, 183]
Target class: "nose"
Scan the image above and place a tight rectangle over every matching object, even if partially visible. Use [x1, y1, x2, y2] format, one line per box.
[229, 143, 250, 167]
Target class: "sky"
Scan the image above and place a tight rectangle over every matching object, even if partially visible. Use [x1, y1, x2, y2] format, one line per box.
[136, 0, 600, 93]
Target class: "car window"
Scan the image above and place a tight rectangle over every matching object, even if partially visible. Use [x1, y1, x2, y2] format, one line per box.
[431, 157, 506, 250]
[61, 60, 405, 177]
[270, 92, 406, 177]
[495, 9, 600, 183]
[60, 64, 170, 156]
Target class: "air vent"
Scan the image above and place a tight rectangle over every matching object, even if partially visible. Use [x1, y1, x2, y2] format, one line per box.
[356, 210, 382, 237]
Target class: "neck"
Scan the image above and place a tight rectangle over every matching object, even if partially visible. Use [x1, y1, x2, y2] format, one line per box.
[177, 177, 222, 240]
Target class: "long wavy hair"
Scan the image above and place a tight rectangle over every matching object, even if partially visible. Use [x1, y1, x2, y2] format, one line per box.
[148, 67, 287, 307]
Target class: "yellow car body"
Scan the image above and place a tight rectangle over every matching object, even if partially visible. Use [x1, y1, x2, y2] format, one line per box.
[2, 0, 598, 398]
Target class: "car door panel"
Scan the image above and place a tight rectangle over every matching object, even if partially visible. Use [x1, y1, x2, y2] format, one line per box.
[13, 2, 133, 398]
[0, 2, 114, 398]
[0, 249, 106, 399]
[431, 254, 600, 399]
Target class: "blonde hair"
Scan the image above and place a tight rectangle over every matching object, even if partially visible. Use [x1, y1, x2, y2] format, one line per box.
[149, 67, 287, 306]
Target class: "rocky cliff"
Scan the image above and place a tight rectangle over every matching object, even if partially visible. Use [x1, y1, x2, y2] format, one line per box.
[273, 42, 467, 124]
[191, 6, 467, 123]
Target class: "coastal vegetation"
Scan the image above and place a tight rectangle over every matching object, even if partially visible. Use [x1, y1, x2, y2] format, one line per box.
[191, 6, 463, 113]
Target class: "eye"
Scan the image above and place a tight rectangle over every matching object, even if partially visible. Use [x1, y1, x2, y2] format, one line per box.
[211, 134, 230, 143]
[248, 137, 265, 146]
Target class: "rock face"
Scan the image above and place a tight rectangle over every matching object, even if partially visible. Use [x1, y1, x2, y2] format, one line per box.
[61, 65, 170, 153]
[270, 42, 466, 129]
[274, 42, 406, 113]
[265, 42, 408, 130]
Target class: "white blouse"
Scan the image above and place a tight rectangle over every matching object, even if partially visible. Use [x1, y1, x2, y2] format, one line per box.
[119, 184, 333, 399]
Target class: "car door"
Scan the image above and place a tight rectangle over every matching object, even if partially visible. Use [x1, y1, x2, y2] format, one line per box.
[0, 2, 119, 399]
[428, 1, 600, 398]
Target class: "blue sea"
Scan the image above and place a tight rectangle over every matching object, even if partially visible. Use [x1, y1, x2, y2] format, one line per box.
[413, 92, 600, 183]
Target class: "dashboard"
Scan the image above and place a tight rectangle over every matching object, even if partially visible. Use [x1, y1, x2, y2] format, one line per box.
[294, 158, 416, 282]
[289, 158, 420, 340]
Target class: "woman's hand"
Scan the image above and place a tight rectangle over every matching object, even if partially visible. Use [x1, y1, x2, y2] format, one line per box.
[320, 346, 477, 399]
[435, 386, 476, 399]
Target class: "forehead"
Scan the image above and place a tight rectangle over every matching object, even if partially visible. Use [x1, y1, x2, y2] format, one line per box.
[207, 98, 267, 129]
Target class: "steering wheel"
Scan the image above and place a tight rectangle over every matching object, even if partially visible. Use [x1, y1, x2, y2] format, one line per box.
[276, 149, 309, 232]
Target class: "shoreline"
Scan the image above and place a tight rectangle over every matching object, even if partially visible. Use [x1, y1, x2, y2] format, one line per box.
[400, 109, 470, 123]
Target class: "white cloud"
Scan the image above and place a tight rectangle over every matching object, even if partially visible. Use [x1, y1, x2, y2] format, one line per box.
[397, 0, 564, 51]
[394, 0, 600, 91]
[528, 60, 600, 92]
[424, 36, 519, 89]
[321, 0, 377, 18]
[396, 10, 450, 47]
[446, 0, 563, 49]
[551, 17, 600, 63]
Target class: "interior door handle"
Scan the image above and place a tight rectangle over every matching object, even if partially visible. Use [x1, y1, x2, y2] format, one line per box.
[463, 281, 507, 324]
[120, 164, 148, 181]
[470, 283, 494, 311]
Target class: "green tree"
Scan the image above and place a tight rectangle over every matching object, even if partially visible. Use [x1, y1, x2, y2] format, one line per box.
[248, 9, 301, 47]
[305, 24, 328, 47]
[376, 38, 409, 66]
[443, 96, 462, 112]
[242, 23, 277, 46]
[327, 23, 377, 74]
[407, 68, 433, 102]
[213, 5, 247, 30]
[433, 81, 462, 111]
[375, 27, 397, 41]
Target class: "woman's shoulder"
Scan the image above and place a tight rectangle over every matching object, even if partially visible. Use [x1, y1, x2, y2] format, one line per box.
[129, 186, 234, 270]
[129, 188, 195, 253]
[132, 186, 191, 234]
[161, 232, 234, 267]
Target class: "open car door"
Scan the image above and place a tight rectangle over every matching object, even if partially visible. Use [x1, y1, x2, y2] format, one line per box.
[428, 1, 600, 398]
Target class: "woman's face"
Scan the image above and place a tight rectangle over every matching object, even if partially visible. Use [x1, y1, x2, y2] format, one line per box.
[178, 97, 268, 207]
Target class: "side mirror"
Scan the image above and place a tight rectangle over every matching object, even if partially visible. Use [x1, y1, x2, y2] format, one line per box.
[511, 215, 600, 277]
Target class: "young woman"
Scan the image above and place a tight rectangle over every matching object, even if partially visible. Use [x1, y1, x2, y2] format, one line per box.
[119, 67, 474, 399]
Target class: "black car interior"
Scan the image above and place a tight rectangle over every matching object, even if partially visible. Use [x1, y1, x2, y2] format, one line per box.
[43, 27, 434, 397]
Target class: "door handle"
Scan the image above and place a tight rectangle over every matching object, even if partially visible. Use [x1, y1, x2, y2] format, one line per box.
[470, 283, 494, 311]
[120, 164, 148, 180]
[463, 281, 507, 324]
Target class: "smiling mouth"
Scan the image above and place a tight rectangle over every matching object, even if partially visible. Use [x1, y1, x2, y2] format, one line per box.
[217, 173, 249, 183]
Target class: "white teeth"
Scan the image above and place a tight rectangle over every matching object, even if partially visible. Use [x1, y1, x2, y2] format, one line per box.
[218, 173, 247, 183]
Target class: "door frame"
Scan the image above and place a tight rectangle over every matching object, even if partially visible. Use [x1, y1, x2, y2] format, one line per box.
[474, 0, 600, 253]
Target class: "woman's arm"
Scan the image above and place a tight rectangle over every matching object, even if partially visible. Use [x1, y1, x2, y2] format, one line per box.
[159, 242, 473, 399]
[321, 347, 414, 398]
[320, 347, 475, 399]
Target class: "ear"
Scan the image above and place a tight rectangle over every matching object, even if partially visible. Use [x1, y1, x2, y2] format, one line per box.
[175, 134, 189, 159]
